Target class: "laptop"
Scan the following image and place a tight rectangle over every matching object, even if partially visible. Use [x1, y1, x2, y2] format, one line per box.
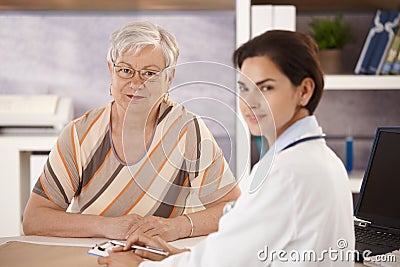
[354, 127, 400, 257]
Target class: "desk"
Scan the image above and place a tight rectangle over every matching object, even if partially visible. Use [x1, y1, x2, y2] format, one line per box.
[0, 235, 371, 266]
[0, 235, 205, 267]
[0, 235, 205, 249]
[0, 135, 57, 236]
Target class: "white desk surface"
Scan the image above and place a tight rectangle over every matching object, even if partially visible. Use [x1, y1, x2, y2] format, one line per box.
[0, 235, 205, 249]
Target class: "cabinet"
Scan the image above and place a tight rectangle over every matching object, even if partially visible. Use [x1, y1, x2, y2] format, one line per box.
[0, 135, 57, 236]
[235, 0, 400, 189]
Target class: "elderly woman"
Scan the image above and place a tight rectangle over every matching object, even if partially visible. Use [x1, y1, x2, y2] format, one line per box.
[98, 30, 355, 267]
[23, 21, 241, 241]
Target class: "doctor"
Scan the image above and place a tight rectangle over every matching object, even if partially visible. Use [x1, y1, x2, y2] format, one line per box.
[98, 30, 355, 266]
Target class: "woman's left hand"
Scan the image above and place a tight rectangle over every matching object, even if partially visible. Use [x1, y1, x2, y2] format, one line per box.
[125, 215, 189, 241]
[97, 250, 143, 267]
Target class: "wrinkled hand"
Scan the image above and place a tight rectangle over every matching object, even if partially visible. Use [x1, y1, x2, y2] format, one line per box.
[97, 250, 143, 267]
[125, 215, 187, 241]
[103, 214, 143, 240]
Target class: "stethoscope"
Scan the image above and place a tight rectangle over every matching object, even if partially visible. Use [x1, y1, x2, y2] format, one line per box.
[282, 134, 326, 151]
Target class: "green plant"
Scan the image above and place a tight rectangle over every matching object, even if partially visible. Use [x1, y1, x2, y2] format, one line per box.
[309, 14, 354, 49]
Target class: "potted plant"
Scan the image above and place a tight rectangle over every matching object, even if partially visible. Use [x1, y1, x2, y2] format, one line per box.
[309, 14, 354, 74]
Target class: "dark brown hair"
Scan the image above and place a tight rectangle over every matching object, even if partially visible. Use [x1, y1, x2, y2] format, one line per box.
[233, 30, 324, 114]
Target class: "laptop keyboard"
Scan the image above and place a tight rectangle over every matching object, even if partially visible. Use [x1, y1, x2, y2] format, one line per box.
[355, 225, 400, 248]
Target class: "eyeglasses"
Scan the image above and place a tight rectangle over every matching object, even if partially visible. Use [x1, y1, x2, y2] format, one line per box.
[113, 63, 164, 82]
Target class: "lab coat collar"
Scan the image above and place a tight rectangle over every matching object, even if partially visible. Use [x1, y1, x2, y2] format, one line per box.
[274, 115, 324, 153]
[249, 115, 324, 193]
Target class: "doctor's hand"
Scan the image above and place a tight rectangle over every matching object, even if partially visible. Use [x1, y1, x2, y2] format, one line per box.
[97, 250, 143, 267]
[124, 233, 189, 261]
[125, 215, 190, 241]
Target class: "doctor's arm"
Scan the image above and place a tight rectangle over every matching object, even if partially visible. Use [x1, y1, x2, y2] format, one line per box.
[131, 167, 295, 267]
[98, 233, 188, 266]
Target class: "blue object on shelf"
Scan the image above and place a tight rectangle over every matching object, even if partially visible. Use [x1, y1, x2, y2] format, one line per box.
[346, 137, 353, 173]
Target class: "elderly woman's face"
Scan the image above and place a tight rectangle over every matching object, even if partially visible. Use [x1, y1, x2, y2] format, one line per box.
[109, 46, 169, 114]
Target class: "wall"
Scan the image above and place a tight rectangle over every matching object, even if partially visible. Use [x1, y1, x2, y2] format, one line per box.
[0, 10, 237, 172]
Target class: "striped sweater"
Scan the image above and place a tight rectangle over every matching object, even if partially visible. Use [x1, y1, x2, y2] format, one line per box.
[33, 100, 236, 218]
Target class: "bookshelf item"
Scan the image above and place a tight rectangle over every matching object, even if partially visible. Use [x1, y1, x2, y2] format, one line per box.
[354, 10, 400, 75]
[370, 10, 400, 74]
[309, 14, 354, 50]
[319, 49, 343, 74]
[309, 14, 354, 74]
[380, 27, 400, 74]
[391, 46, 400, 74]
[251, 5, 273, 37]
[354, 10, 387, 74]
[251, 5, 296, 38]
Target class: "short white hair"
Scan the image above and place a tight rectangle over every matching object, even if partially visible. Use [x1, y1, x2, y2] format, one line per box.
[107, 21, 179, 68]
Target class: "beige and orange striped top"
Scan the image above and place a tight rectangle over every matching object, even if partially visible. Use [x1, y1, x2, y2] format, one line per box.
[33, 100, 236, 218]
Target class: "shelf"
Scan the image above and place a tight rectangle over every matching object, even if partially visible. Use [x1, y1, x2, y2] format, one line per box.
[324, 75, 400, 90]
[251, 0, 400, 11]
[0, 0, 234, 11]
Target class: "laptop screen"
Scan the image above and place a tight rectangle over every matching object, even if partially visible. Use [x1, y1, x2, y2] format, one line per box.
[355, 127, 400, 229]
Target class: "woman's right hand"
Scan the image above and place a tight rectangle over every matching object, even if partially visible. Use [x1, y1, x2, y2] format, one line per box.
[124, 233, 189, 261]
[102, 214, 143, 240]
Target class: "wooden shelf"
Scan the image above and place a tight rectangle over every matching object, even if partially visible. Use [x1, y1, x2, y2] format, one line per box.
[251, 0, 400, 11]
[0, 0, 234, 11]
[324, 75, 400, 90]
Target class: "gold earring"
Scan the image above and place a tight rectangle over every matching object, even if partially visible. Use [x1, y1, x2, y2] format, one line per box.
[109, 83, 112, 96]
[163, 91, 170, 101]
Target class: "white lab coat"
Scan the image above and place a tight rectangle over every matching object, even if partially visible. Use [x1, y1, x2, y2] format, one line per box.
[141, 117, 355, 267]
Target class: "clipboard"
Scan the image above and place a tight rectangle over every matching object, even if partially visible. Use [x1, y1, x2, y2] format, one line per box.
[87, 241, 118, 257]
[87, 240, 169, 257]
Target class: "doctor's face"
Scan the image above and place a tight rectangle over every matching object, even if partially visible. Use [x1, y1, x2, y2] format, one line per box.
[238, 56, 303, 142]
[108, 46, 170, 115]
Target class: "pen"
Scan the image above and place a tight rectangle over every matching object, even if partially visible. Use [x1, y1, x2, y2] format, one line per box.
[110, 240, 169, 256]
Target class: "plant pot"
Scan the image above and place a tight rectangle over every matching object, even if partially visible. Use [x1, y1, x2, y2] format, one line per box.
[318, 49, 343, 74]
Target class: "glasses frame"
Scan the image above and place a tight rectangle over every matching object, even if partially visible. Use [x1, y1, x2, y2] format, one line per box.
[112, 63, 166, 82]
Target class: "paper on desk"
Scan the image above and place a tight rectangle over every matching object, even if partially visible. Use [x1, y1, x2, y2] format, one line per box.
[0, 235, 107, 247]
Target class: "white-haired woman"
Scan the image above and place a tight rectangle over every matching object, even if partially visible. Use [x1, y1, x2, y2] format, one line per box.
[23, 21, 241, 241]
